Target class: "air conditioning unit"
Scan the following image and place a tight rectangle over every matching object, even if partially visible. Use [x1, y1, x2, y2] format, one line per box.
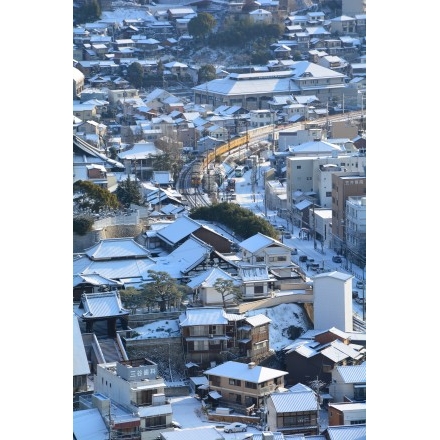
[209, 334, 214, 338]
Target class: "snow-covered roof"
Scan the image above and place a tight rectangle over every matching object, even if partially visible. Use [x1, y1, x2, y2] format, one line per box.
[80, 291, 129, 319]
[179, 307, 229, 326]
[269, 389, 317, 412]
[73, 315, 90, 376]
[187, 266, 238, 289]
[156, 216, 202, 245]
[239, 232, 283, 253]
[73, 408, 108, 440]
[83, 238, 150, 260]
[204, 361, 288, 383]
[334, 363, 366, 383]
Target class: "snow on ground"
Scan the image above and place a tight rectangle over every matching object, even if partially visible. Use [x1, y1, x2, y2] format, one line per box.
[130, 302, 312, 353]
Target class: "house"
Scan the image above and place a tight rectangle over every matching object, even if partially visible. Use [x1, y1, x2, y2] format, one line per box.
[328, 363, 366, 403]
[238, 232, 293, 269]
[204, 360, 288, 409]
[93, 358, 175, 435]
[282, 327, 366, 386]
[73, 135, 125, 185]
[187, 266, 241, 307]
[328, 401, 366, 426]
[179, 307, 272, 369]
[237, 264, 273, 300]
[266, 384, 319, 435]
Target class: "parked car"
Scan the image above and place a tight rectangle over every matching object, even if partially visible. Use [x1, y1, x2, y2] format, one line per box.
[290, 247, 297, 255]
[299, 255, 308, 262]
[224, 423, 247, 433]
[171, 421, 182, 429]
[284, 232, 292, 239]
[332, 255, 342, 263]
[356, 280, 365, 289]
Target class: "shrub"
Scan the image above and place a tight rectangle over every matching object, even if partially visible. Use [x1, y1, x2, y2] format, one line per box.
[73, 216, 94, 235]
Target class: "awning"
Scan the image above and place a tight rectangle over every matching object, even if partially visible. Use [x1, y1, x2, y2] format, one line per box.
[185, 362, 199, 368]
[209, 391, 222, 399]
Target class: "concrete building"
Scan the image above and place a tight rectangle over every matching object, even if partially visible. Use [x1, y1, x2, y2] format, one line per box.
[312, 271, 353, 332]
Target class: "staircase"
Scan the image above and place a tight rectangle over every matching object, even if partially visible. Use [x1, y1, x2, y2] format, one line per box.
[97, 338, 126, 363]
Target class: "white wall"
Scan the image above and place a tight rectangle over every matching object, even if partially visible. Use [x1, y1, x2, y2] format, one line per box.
[312, 271, 353, 331]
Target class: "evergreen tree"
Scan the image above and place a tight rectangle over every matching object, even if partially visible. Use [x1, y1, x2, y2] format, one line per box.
[188, 12, 216, 41]
[73, 180, 120, 213]
[140, 270, 184, 312]
[115, 175, 143, 207]
[126, 62, 144, 89]
[213, 278, 243, 308]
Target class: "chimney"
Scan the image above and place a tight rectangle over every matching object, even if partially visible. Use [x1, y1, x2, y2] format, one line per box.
[248, 362, 256, 369]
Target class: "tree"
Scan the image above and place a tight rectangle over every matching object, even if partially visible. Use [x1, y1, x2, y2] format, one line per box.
[188, 12, 216, 41]
[73, 180, 120, 213]
[73, 0, 101, 24]
[213, 278, 242, 309]
[198, 64, 217, 84]
[140, 270, 184, 312]
[73, 215, 94, 235]
[126, 62, 144, 89]
[115, 175, 143, 207]
[119, 287, 144, 314]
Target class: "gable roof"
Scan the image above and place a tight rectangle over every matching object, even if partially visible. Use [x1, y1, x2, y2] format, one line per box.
[269, 389, 317, 412]
[73, 408, 108, 440]
[73, 273, 124, 288]
[153, 235, 213, 276]
[187, 266, 238, 289]
[204, 361, 288, 383]
[239, 232, 290, 254]
[156, 216, 202, 246]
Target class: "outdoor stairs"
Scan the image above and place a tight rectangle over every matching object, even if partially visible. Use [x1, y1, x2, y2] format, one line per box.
[98, 338, 126, 363]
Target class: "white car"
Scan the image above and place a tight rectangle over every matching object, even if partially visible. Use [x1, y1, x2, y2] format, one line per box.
[224, 422, 247, 433]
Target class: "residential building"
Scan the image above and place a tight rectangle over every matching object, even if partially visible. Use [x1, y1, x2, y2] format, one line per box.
[266, 384, 319, 435]
[92, 359, 174, 438]
[179, 307, 272, 368]
[328, 363, 366, 403]
[283, 326, 366, 386]
[328, 402, 366, 426]
[330, 173, 366, 259]
[204, 360, 288, 409]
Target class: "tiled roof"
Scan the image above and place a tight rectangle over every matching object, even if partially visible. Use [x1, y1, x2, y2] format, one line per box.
[83, 238, 151, 260]
[80, 291, 129, 318]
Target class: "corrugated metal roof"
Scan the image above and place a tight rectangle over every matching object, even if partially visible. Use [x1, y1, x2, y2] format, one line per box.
[246, 314, 271, 327]
[73, 315, 90, 376]
[335, 363, 366, 384]
[325, 424, 366, 440]
[160, 427, 224, 440]
[270, 390, 317, 412]
[238, 264, 271, 282]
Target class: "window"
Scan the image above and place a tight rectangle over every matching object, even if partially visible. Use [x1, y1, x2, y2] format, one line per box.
[254, 285, 264, 294]
[229, 378, 241, 386]
[256, 256, 264, 262]
[296, 165, 302, 169]
[353, 384, 366, 401]
[350, 419, 366, 425]
[245, 381, 257, 389]
[194, 340, 209, 350]
[326, 191, 332, 197]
